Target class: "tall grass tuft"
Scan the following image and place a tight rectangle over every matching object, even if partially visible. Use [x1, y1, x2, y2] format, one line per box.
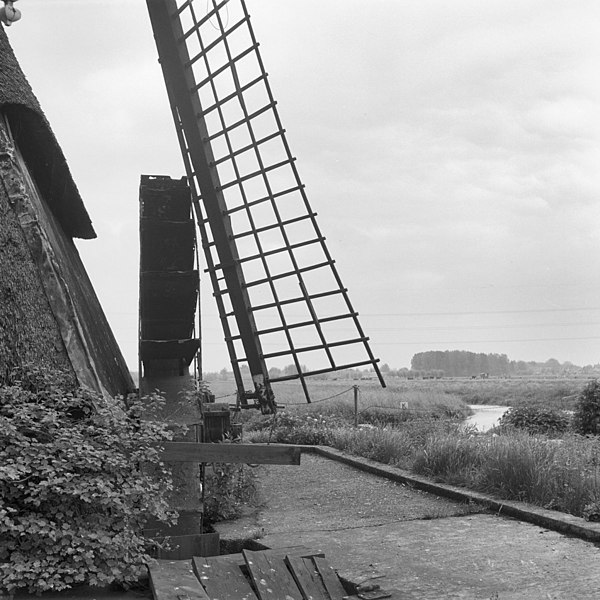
[475, 433, 557, 504]
[414, 430, 600, 516]
[413, 432, 484, 486]
[329, 421, 459, 468]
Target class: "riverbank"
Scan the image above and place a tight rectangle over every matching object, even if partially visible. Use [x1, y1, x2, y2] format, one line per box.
[464, 404, 509, 431]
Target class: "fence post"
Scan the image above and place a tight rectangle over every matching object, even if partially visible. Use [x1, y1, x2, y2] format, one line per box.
[354, 385, 359, 428]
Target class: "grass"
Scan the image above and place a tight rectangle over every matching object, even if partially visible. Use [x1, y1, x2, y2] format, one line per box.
[414, 431, 600, 516]
[207, 375, 589, 413]
[212, 377, 474, 425]
[249, 421, 600, 518]
[414, 377, 586, 409]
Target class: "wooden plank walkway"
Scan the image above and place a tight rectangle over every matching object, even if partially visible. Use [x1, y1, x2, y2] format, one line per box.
[148, 546, 397, 600]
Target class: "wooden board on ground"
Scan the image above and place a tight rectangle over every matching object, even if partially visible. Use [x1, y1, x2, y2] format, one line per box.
[314, 555, 348, 599]
[161, 442, 301, 464]
[286, 555, 330, 600]
[148, 547, 354, 600]
[212, 545, 325, 568]
[149, 559, 210, 600]
[244, 550, 303, 600]
[193, 555, 257, 600]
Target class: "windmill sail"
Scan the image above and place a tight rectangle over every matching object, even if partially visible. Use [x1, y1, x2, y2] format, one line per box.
[146, 0, 384, 410]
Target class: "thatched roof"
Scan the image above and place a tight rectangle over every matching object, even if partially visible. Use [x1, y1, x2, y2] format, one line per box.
[0, 25, 95, 239]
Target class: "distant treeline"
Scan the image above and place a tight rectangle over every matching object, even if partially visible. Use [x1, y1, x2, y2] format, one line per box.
[201, 353, 599, 383]
[412, 351, 516, 378]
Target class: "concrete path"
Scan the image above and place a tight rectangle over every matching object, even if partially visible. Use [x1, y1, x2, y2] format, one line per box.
[215, 452, 600, 600]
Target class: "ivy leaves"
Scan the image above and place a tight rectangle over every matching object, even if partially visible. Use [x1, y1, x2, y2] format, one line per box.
[0, 368, 176, 595]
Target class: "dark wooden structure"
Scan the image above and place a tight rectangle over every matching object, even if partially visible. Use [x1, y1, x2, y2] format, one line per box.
[0, 25, 133, 396]
[139, 175, 200, 379]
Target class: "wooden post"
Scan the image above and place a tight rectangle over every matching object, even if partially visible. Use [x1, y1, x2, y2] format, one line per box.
[354, 385, 359, 428]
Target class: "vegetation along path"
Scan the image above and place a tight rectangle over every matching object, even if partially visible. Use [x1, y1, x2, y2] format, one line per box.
[216, 452, 600, 600]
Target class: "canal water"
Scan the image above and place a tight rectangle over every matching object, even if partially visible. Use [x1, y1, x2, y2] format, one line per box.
[464, 404, 509, 432]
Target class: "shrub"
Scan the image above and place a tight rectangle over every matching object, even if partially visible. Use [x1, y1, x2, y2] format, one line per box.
[0, 366, 177, 595]
[572, 379, 600, 435]
[248, 412, 341, 446]
[498, 405, 569, 436]
[203, 462, 258, 523]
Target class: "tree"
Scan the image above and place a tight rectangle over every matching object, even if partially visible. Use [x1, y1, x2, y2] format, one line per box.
[573, 380, 600, 435]
[268, 366, 282, 378]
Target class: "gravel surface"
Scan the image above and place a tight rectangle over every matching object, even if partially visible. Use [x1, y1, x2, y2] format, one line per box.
[215, 453, 481, 543]
[255, 454, 480, 532]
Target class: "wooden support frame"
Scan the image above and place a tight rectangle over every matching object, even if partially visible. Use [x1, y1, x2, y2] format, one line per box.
[146, 0, 386, 407]
[161, 442, 301, 465]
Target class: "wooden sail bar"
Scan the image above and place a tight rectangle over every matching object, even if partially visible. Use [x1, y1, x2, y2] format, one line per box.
[192, 45, 259, 92]
[246, 289, 349, 314]
[208, 237, 326, 271]
[186, 18, 250, 67]
[146, 0, 385, 408]
[216, 159, 294, 192]
[209, 124, 279, 164]
[226, 312, 360, 340]
[177, 0, 233, 37]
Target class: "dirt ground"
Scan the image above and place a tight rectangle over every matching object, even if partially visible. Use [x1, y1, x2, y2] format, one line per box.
[215, 453, 600, 600]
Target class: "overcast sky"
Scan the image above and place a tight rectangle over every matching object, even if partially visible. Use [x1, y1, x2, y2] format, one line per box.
[6, 0, 600, 372]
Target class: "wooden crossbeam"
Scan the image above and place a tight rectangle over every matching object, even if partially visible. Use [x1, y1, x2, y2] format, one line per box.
[160, 442, 301, 464]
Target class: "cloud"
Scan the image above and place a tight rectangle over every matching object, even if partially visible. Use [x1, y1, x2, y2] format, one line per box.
[7, 0, 600, 370]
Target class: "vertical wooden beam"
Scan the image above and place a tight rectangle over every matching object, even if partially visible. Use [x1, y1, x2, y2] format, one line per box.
[145, 0, 276, 413]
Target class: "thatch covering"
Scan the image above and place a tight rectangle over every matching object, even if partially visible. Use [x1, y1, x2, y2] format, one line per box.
[0, 24, 95, 239]
[0, 177, 77, 383]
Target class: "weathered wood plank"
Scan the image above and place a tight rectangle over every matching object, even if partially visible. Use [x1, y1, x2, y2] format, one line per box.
[156, 533, 220, 560]
[148, 559, 210, 600]
[313, 556, 347, 600]
[161, 442, 301, 464]
[244, 550, 303, 600]
[286, 555, 329, 600]
[192, 555, 257, 600]
[208, 546, 325, 568]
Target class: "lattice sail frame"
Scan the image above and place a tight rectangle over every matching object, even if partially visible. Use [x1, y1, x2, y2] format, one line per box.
[147, 0, 385, 409]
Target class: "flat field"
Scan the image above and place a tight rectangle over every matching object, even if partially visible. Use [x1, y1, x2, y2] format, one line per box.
[204, 375, 591, 417]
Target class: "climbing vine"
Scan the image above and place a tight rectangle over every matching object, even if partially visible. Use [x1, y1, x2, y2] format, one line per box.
[0, 365, 177, 595]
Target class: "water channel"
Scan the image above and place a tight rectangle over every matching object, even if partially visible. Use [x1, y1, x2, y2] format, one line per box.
[464, 404, 509, 432]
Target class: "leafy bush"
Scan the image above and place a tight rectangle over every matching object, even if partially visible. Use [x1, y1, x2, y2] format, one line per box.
[498, 405, 569, 436]
[572, 379, 600, 435]
[0, 366, 177, 595]
[203, 462, 258, 523]
[247, 412, 342, 446]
